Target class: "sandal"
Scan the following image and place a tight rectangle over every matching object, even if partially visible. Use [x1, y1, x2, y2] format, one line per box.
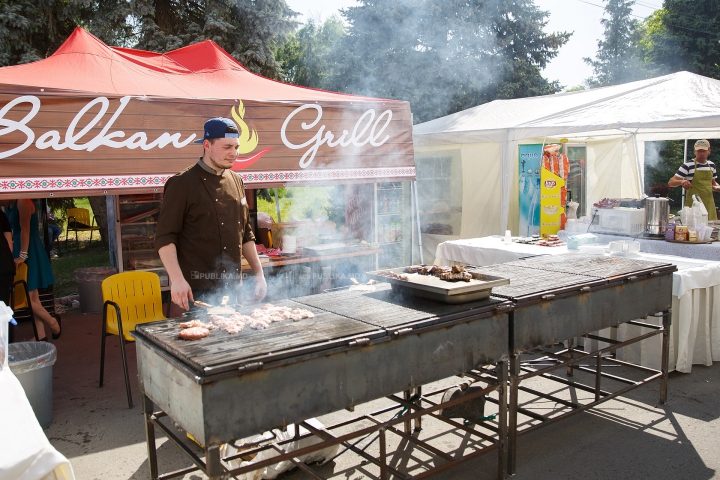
[51, 317, 62, 340]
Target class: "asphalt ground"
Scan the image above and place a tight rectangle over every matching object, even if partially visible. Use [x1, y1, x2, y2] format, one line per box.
[12, 310, 719, 480]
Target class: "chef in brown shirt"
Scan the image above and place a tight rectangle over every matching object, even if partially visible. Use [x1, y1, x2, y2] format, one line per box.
[155, 117, 267, 310]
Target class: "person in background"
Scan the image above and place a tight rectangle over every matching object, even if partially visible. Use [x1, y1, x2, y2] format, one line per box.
[668, 139, 719, 221]
[46, 204, 61, 258]
[0, 209, 13, 305]
[4, 199, 60, 340]
[155, 117, 267, 310]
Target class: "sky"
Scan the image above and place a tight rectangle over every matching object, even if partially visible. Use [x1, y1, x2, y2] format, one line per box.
[283, 0, 663, 89]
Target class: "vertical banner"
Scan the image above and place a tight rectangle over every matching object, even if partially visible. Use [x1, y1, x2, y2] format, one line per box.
[540, 168, 566, 237]
[518, 145, 542, 236]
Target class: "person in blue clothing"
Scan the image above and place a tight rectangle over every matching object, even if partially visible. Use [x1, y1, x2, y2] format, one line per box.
[4, 199, 60, 340]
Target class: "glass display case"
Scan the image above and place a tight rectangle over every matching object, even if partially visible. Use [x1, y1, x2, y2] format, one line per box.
[115, 193, 169, 287]
[375, 182, 412, 268]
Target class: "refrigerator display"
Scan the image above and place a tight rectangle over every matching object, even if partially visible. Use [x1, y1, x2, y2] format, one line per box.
[115, 193, 169, 287]
[375, 182, 412, 268]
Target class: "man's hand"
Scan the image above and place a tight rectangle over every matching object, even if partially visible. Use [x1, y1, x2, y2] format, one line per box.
[681, 179, 693, 190]
[254, 275, 267, 302]
[171, 277, 194, 311]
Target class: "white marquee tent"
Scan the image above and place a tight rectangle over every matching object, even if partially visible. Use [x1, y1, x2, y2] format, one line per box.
[412, 71, 720, 249]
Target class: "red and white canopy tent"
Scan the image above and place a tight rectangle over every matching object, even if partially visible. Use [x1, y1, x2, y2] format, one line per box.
[0, 28, 414, 199]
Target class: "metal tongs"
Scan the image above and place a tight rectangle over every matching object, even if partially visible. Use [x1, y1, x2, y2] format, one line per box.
[193, 296, 236, 315]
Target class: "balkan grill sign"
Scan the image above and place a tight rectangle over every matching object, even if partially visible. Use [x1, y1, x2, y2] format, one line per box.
[0, 88, 415, 196]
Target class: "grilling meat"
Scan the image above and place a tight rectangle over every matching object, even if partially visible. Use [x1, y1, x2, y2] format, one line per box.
[178, 304, 315, 339]
[178, 326, 210, 340]
[402, 264, 473, 282]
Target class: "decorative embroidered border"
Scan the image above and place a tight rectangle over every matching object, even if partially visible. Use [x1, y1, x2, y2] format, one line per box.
[240, 167, 417, 184]
[0, 167, 417, 194]
[0, 175, 172, 193]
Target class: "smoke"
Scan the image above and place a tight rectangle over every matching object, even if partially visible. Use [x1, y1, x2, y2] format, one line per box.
[644, 141, 663, 168]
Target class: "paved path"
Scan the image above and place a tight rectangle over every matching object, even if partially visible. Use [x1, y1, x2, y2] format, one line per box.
[14, 311, 719, 479]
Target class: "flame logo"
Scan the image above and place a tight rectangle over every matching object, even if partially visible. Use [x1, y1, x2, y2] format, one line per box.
[231, 100, 259, 155]
[229, 99, 272, 171]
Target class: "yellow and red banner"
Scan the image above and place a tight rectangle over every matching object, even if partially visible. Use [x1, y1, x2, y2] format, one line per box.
[540, 168, 565, 238]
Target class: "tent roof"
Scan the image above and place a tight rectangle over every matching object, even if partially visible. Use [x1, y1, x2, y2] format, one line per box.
[413, 71, 720, 144]
[0, 27, 387, 102]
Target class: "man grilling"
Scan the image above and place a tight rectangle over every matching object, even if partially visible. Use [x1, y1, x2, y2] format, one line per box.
[155, 117, 267, 310]
[668, 139, 719, 221]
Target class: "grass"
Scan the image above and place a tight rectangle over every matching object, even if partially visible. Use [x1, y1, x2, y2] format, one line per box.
[257, 187, 333, 222]
[50, 198, 111, 298]
[51, 241, 111, 298]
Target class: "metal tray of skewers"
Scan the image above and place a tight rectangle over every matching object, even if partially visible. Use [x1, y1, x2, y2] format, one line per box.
[366, 265, 510, 304]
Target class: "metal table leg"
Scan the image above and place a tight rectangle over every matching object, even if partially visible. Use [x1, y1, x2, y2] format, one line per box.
[661, 309, 671, 405]
[497, 358, 508, 480]
[508, 353, 520, 475]
[142, 395, 158, 480]
[566, 338, 574, 377]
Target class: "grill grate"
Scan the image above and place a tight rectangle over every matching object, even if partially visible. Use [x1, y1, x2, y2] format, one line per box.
[510, 255, 672, 279]
[293, 283, 502, 329]
[469, 264, 598, 300]
[134, 300, 380, 373]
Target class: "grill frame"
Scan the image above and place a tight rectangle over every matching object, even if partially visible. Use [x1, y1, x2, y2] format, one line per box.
[136, 289, 512, 446]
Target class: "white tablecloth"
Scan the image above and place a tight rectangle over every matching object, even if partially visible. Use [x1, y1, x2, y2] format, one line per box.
[0, 368, 75, 480]
[436, 237, 720, 373]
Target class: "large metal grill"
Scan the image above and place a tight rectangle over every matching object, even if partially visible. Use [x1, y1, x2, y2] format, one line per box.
[293, 284, 507, 329]
[469, 264, 599, 300]
[134, 300, 383, 378]
[507, 255, 671, 279]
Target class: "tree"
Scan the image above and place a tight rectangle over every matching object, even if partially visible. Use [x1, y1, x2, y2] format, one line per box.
[275, 15, 346, 87]
[584, 0, 648, 86]
[323, 0, 570, 124]
[0, 1, 299, 79]
[641, 0, 720, 79]
[133, 0, 299, 79]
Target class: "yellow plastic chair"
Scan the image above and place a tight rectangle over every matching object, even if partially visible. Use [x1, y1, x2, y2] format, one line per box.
[100, 271, 166, 408]
[65, 207, 101, 249]
[10, 263, 39, 341]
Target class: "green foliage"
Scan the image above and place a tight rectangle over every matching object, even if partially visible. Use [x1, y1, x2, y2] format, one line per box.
[133, 0, 299, 79]
[584, 0, 649, 86]
[310, 0, 570, 123]
[0, 0, 127, 66]
[275, 15, 346, 86]
[640, 0, 720, 79]
[0, 0, 299, 79]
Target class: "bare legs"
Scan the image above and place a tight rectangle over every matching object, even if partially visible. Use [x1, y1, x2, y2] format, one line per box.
[29, 289, 59, 339]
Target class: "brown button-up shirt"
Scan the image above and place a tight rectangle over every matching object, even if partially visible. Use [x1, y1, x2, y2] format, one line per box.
[155, 161, 255, 291]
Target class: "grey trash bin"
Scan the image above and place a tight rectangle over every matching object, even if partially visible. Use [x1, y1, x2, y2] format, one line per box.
[74, 267, 117, 313]
[9, 342, 58, 429]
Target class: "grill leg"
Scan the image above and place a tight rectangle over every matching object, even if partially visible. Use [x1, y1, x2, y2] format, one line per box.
[595, 351, 602, 402]
[566, 338, 574, 377]
[404, 390, 412, 434]
[497, 358, 508, 480]
[414, 386, 422, 431]
[206, 445, 222, 480]
[142, 395, 158, 480]
[379, 428, 388, 480]
[508, 353, 520, 475]
[660, 309, 671, 405]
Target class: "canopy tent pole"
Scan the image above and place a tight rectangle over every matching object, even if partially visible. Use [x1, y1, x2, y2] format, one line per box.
[682, 139, 688, 208]
[412, 181, 423, 265]
[274, 188, 282, 223]
[633, 131, 644, 195]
